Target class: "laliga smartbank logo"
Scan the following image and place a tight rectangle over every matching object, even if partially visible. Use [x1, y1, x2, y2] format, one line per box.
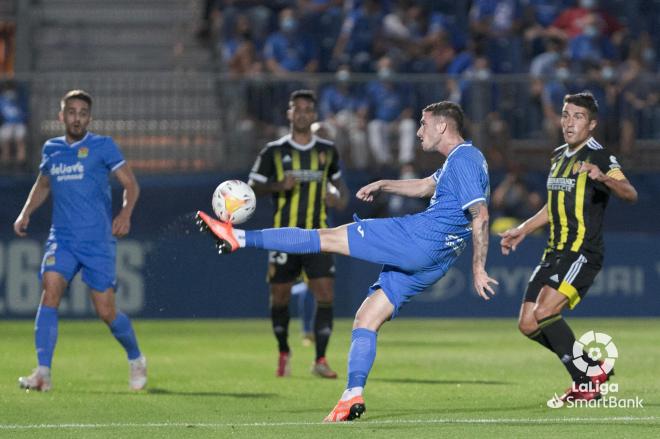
[546, 331, 644, 409]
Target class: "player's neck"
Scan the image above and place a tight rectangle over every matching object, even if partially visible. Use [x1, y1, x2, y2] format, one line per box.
[439, 136, 465, 157]
[65, 132, 87, 145]
[291, 131, 313, 145]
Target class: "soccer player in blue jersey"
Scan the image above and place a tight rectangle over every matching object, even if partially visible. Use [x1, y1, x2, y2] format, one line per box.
[196, 101, 497, 421]
[13, 90, 146, 391]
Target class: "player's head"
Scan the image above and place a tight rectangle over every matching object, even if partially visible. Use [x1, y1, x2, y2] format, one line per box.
[59, 89, 92, 141]
[417, 101, 464, 152]
[287, 89, 317, 134]
[561, 92, 598, 147]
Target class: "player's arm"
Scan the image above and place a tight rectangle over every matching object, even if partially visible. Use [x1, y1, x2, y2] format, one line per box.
[326, 177, 349, 210]
[499, 203, 549, 255]
[468, 200, 498, 301]
[250, 175, 296, 196]
[578, 162, 638, 203]
[14, 173, 51, 237]
[356, 176, 435, 202]
[112, 163, 140, 238]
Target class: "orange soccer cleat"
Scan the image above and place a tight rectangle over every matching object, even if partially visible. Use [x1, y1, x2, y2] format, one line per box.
[195, 211, 240, 254]
[323, 396, 366, 422]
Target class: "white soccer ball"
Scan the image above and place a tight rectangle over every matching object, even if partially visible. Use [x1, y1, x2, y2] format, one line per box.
[211, 179, 256, 224]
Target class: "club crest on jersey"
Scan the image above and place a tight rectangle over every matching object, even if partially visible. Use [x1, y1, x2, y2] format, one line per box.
[319, 151, 327, 166]
[78, 147, 89, 158]
[45, 255, 56, 266]
[572, 161, 582, 175]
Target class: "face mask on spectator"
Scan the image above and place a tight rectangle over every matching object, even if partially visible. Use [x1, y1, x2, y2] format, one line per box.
[280, 17, 298, 33]
[601, 66, 615, 81]
[336, 70, 351, 82]
[475, 69, 491, 80]
[583, 25, 600, 38]
[378, 68, 393, 80]
[556, 67, 570, 81]
[579, 0, 598, 9]
[642, 48, 656, 64]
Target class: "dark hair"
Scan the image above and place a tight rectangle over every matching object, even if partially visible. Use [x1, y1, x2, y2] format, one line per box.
[563, 92, 598, 119]
[60, 89, 92, 110]
[423, 101, 464, 133]
[289, 89, 316, 106]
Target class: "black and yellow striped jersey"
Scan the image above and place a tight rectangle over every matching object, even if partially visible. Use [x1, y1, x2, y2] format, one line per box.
[546, 137, 626, 255]
[248, 134, 342, 229]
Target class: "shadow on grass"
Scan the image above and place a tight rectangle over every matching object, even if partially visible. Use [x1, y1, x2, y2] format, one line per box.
[74, 388, 279, 398]
[371, 378, 511, 385]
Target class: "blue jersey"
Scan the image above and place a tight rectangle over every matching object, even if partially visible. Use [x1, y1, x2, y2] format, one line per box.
[407, 142, 490, 262]
[39, 132, 125, 242]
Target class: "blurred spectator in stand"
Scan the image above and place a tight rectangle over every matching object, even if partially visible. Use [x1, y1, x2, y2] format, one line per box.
[567, 12, 617, 65]
[521, 0, 573, 58]
[541, 57, 573, 145]
[211, 1, 275, 46]
[527, 36, 565, 138]
[0, 21, 15, 74]
[490, 162, 543, 234]
[220, 13, 263, 76]
[530, 36, 564, 78]
[332, 0, 385, 72]
[318, 65, 370, 169]
[297, 0, 344, 72]
[0, 81, 27, 167]
[548, 0, 624, 47]
[618, 47, 658, 158]
[365, 56, 416, 167]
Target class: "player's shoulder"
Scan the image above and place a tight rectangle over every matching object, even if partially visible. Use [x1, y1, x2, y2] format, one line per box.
[85, 132, 115, 146]
[552, 143, 569, 159]
[451, 142, 485, 162]
[43, 135, 66, 151]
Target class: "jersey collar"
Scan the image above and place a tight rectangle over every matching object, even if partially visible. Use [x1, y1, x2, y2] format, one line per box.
[286, 134, 318, 151]
[446, 141, 471, 160]
[564, 137, 590, 157]
[65, 132, 91, 148]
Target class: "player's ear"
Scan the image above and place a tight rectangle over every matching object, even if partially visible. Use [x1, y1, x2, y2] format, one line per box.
[286, 107, 293, 122]
[589, 117, 597, 131]
[58, 111, 64, 123]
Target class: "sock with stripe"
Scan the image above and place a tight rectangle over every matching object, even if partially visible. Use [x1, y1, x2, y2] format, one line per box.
[245, 228, 321, 254]
[538, 314, 588, 383]
[526, 328, 555, 354]
[314, 302, 333, 361]
[271, 304, 290, 353]
[34, 305, 59, 368]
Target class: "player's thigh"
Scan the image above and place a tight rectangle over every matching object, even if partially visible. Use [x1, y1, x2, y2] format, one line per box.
[302, 253, 335, 302]
[540, 250, 602, 310]
[318, 225, 350, 255]
[534, 286, 569, 320]
[307, 277, 334, 303]
[73, 240, 117, 293]
[347, 216, 433, 271]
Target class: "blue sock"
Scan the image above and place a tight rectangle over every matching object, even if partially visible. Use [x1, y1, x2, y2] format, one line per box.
[109, 312, 141, 360]
[347, 328, 378, 389]
[245, 228, 321, 254]
[35, 305, 59, 368]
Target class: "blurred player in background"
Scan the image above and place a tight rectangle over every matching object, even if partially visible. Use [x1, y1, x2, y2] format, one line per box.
[500, 92, 638, 402]
[197, 101, 497, 421]
[13, 90, 147, 391]
[247, 89, 349, 378]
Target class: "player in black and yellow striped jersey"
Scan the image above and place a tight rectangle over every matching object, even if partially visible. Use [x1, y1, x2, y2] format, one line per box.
[500, 92, 638, 402]
[248, 90, 349, 379]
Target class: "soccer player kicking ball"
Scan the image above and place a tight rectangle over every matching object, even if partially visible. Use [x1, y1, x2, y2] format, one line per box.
[500, 92, 638, 403]
[197, 101, 498, 422]
[13, 90, 147, 391]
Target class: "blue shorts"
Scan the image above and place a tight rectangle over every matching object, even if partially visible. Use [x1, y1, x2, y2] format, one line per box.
[40, 239, 117, 292]
[347, 215, 452, 318]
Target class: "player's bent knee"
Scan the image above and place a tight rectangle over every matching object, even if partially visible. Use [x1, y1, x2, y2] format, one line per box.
[518, 319, 537, 335]
[532, 304, 555, 322]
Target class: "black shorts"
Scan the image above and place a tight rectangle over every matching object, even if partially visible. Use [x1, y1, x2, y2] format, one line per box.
[267, 251, 335, 284]
[525, 249, 603, 309]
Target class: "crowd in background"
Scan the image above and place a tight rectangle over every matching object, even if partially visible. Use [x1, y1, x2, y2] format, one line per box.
[201, 0, 659, 175]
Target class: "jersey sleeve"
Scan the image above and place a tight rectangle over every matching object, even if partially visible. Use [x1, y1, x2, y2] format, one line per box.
[591, 150, 626, 181]
[103, 137, 126, 171]
[447, 156, 488, 210]
[249, 146, 275, 184]
[38, 146, 50, 175]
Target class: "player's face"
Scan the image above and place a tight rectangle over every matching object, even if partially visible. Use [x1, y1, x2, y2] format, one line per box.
[560, 102, 596, 147]
[288, 98, 316, 133]
[59, 98, 91, 141]
[417, 111, 445, 152]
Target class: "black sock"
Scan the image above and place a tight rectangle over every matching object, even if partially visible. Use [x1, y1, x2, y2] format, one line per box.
[314, 302, 333, 361]
[271, 305, 290, 353]
[526, 328, 556, 354]
[538, 314, 588, 383]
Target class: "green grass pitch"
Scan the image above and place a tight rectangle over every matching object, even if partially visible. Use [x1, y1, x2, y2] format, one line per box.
[1, 319, 658, 438]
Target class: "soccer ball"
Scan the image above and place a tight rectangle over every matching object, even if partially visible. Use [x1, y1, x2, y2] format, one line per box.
[211, 180, 256, 224]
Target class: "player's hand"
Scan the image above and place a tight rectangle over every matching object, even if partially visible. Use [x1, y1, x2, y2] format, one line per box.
[278, 174, 297, 191]
[473, 269, 498, 301]
[579, 162, 606, 182]
[499, 227, 525, 255]
[13, 213, 29, 237]
[356, 180, 384, 202]
[325, 182, 341, 208]
[112, 210, 131, 237]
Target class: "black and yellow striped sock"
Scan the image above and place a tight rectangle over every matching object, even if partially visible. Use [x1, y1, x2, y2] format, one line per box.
[538, 314, 587, 383]
[526, 328, 555, 354]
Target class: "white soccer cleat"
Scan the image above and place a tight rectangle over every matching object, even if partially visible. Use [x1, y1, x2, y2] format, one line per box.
[129, 355, 147, 390]
[18, 367, 52, 392]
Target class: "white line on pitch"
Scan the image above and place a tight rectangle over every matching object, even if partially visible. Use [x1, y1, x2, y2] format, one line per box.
[0, 417, 657, 430]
